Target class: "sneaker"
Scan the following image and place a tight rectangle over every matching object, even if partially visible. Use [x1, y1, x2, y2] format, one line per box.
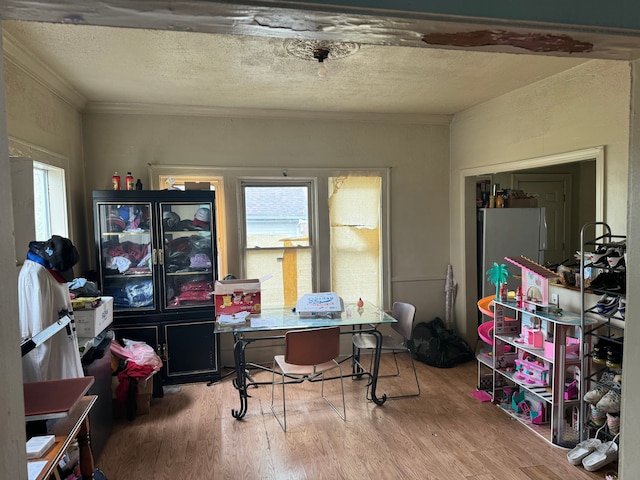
[596, 385, 621, 414]
[590, 247, 613, 268]
[606, 412, 620, 435]
[584, 382, 611, 404]
[618, 298, 626, 319]
[590, 272, 626, 294]
[606, 349, 622, 368]
[590, 404, 606, 427]
[591, 342, 608, 364]
[594, 295, 620, 316]
[607, 249, 625, 269]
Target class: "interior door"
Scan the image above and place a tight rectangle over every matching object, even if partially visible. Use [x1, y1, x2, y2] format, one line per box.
[513, 174, 571, 266]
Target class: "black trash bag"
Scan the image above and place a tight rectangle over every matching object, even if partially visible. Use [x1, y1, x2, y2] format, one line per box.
[409, 317, 474, 368]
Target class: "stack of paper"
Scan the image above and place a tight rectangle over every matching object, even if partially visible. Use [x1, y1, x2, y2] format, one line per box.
[218, 311, 250, 325]
[26, 435, 55, 458]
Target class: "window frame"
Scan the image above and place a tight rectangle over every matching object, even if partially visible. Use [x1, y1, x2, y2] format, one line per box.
[239, 178, 317, 294]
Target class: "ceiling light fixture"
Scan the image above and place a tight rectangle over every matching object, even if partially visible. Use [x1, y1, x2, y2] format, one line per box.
[284, 39, 359, 77]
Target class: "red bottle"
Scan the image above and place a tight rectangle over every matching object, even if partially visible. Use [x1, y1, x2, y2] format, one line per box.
[126, 172, 134, 190]
[112, 172, 121, 190]
[516, 286, 523, 308]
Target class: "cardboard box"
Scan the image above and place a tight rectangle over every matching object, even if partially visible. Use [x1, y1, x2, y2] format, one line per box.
[506, 197, 538, 208]
[73, 296, 113, 337]
[214, 278, 262, 314]
[111, 374, 154, 419]
[185, 181, 211, 190]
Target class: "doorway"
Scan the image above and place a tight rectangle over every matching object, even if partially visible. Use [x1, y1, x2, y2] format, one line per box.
[463, 147, 604, 334]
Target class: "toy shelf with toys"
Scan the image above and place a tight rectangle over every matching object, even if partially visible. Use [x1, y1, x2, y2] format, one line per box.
[476, 256, 599, 448]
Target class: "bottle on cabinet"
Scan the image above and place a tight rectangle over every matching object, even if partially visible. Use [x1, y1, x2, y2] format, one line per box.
[125, 172, 134, 190]
[112, 172, 121, 190]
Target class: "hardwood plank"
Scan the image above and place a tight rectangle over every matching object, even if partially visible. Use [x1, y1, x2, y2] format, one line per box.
[97, 355, 616, 479]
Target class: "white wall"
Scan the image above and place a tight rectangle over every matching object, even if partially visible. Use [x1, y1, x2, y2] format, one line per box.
[4, 57, 88, 271]
[449, 59, 630, 342]
[81, 112, 451, 363]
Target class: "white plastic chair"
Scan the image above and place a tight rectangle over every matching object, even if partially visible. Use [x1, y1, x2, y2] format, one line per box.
[352, 301, 421, 399]
[270, 326, 346, 432]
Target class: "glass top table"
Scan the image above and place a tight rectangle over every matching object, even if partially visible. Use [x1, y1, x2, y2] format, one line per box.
[214, 301, 397, 334]
[214, 301, 397, 419]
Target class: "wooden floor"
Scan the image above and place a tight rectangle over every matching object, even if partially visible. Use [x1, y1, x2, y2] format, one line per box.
[97, 354, 617, 479]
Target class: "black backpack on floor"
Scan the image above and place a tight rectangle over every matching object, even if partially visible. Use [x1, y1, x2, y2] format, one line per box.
[409, 317, 474, 368]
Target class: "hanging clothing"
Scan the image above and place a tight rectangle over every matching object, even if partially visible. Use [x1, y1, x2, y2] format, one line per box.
[19, 259, 83, 382]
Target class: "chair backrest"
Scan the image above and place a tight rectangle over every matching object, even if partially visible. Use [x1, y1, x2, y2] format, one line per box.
[390, 301, 416, 340]
[284, 327, 341, 366]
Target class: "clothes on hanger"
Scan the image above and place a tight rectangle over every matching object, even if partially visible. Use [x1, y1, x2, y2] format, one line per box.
[19, 236, 83, 382]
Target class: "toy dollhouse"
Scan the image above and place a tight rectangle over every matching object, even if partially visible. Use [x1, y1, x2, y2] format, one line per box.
[504, 256, 560, 312]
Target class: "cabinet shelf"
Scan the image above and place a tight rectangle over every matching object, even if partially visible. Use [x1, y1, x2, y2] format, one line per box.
[104, 272, 152, 278]
[93, 190, 221, 385]
[101, 231, 150, 236]
[165, 270, 213, 276]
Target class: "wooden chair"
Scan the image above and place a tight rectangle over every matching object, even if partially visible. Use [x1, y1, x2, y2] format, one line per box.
[270, 326, 346, 431]
[352, 301, 421, 399]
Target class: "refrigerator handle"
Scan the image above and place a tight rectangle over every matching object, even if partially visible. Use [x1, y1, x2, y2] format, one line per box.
[540, 213, 548, 251]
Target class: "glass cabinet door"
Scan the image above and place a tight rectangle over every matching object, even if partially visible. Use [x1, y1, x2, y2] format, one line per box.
[96, 202, 156, 312]
[160, 201, 216, 310]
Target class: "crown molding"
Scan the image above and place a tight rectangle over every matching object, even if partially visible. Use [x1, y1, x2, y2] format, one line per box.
[84, 101, 452, 125]
[2, 30, 86, 110]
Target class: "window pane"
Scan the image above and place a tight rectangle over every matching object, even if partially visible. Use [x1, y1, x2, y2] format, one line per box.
[244, 186, 309, 248]
[33, 162, 68, 240]
[329, 176, 382, 306]
[244, 185, 311, 307]
[32, 166, 50, 240]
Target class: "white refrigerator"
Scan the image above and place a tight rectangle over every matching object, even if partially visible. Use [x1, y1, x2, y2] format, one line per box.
[477, 208, 547, 299]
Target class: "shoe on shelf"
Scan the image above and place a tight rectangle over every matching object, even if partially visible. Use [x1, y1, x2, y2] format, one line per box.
[590, 272, 626, 294]
[618, 299, 626, 319]
[591, 342, 609, 365]
[582, 434, 620, 472]
[606, 349, 623, 369]
[566, 425, 605, 466]
[594, 295, 620, 316]
[606, 246, 626, 268]
[596, 385, 622, 414]
[606, 412, 620, 435]
[590, 247, 613, 267]
[590, 404, 607, 427]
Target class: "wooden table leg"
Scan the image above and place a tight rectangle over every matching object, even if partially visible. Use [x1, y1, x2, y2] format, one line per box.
[77, 415, 95, 478]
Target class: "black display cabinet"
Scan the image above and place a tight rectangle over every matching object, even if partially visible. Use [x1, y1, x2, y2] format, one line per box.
[92, 190, 220, 384]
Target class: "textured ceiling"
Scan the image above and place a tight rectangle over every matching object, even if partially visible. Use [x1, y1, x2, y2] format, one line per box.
[3, 20, 589, 116]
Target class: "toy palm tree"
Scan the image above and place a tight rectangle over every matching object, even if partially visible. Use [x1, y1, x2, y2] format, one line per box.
[486, 262, 510, 298]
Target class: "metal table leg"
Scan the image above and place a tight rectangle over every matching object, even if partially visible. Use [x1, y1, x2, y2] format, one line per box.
[367, 328, 387, 406]
[231, 333, 249, 419]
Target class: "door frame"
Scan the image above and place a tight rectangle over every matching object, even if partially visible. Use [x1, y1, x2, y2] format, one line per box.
[461, 146, 604, 351]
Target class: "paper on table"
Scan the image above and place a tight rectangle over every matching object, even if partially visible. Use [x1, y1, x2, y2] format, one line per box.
[250, 317, 278, 328]
[218, 311, 250, 325]
[28, 460, 47, 480]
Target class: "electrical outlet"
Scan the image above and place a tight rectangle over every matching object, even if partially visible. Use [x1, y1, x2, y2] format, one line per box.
[551, 293, 559, 305]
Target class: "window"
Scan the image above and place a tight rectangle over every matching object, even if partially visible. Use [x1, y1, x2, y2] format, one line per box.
[242, 183, 313, 307]
[33, 161, 68, 240]
[329, 176, 382, 307]
[241, 174, 385, 309]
